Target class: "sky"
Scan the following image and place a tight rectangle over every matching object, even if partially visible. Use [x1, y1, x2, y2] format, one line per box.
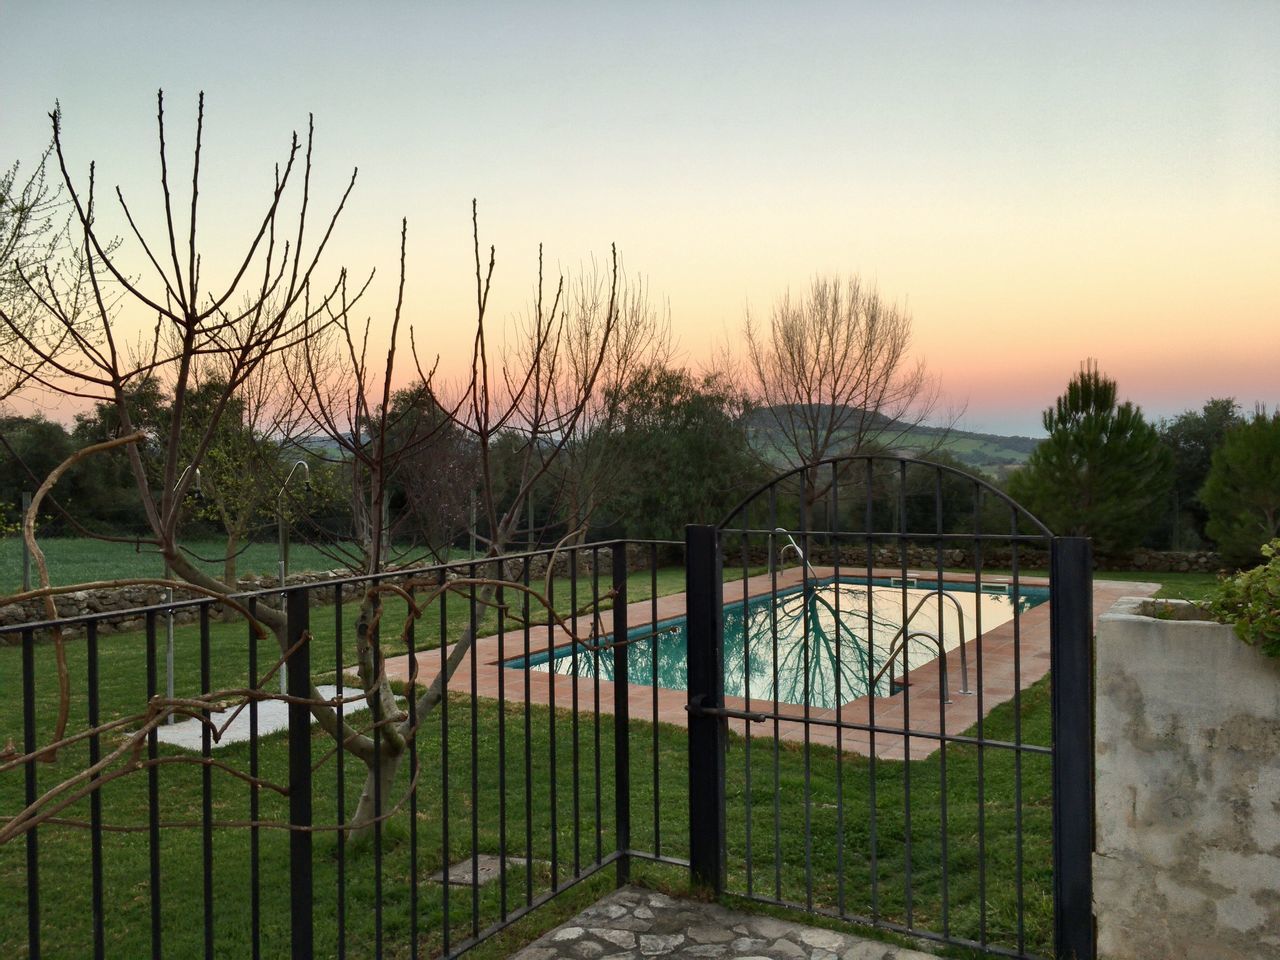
[3, 1, 1277, 436]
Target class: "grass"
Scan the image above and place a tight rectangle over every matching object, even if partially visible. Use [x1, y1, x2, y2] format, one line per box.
[980, 567, 1219, 603]
[0, 536, 348, 591]
[1091, 570, 1218, 602]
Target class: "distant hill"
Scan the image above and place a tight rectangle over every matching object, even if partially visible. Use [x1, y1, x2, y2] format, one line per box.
[745, 405, 1040, 478]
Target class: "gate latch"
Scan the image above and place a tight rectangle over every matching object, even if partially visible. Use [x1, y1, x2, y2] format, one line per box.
[685, 694, 767, 724]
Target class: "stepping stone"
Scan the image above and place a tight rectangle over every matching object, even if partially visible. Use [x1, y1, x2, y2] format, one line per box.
[428, 853, 539, 885]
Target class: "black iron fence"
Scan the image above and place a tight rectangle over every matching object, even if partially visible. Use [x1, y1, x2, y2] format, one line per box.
[3, 461, 1095, 960]
[2, 541, 693, 959]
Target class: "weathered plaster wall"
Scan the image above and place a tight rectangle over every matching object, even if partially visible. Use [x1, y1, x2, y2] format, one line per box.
[1094, 598, 1280, 960]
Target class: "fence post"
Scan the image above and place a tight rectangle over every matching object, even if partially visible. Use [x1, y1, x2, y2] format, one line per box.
[286, 587, 313, 960]
[1050, 537, 1094, 960]
[685, 524, 725, 894]
[612, 542, 631, 885]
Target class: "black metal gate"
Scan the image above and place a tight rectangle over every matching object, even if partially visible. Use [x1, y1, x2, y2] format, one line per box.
[684, 456, 1093, 959]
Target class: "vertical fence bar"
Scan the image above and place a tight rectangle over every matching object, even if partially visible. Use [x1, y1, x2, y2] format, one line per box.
[649, 542, 660, 858]
[22, 627, 39, 960]
[439, 573, 451, 954]
[686, 524, 725, 893]
[495, 570, 508, 918]
[799, 482, 813, 912]
[740, 515, 753, 897]
[547, 572, 559, 889]
[407, 583, 420, 953]
[200, 604, 215, 960]
[333, 584, 346, 960]
[286, 588, 313, 960]
[612, 542, 631, 885]
[87, 621, 104, 960]
[592, 546, 603, 866]
[373, 581, 386, 958]
[1051, 536, 1095, 960]
[522, 557, 534, 907]
[248, 599, 261, 960]
[570, 551, 581, 877]
[972, 486, 988, 948]
[864, 458, 880, 921]
[145, 611, 161, 960]
[468, 565, 480, 936]
[1011, 508, 1026, 953]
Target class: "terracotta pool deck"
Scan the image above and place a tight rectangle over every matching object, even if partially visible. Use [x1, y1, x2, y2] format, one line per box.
[384, 568, 1158, 761]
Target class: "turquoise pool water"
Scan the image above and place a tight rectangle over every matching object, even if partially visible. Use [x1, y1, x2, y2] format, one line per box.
[504, 578, 1049, 710]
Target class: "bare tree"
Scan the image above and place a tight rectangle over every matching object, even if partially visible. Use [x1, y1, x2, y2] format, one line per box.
[744, 274, 948, 511]
[289, 205, 649, 834]
[0, 94, 648, 850]
[0, 139, 114, 406]
[0, 91, 372, 776]
[515, 262, 671, 544]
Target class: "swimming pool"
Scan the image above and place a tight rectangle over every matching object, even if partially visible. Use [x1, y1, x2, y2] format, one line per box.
[504, 578, 1049, 710]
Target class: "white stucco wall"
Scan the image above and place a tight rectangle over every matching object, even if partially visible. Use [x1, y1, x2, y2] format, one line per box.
[1094, 597, 1280, 960]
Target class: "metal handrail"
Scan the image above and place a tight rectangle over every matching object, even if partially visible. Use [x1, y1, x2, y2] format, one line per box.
[869, 585, 976, 698]
[773, 527, 819, 580]
[872, 629, 951, 704]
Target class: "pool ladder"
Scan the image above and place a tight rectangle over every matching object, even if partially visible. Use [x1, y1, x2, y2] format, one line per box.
[773, 527, 819, 579]
[871, 590, 975, 702]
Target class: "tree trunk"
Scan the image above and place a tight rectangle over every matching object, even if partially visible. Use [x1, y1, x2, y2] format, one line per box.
[223, 527, 240, 588]
[350, 746, 403, 843]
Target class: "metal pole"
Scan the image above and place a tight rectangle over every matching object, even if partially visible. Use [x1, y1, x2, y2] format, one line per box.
[21, 491, 32, 592]
[165, 464, 201, 720]
[1050, 536, 1095, 960]
[611, 543, 631, 886]
[285, 587, 313, 959]
[165, 558, 176, 724]
[278, 507, 288, 696]
[276, 461, 310, 696]
[685, 524, 726, 893]
[469, 490, 477, 560]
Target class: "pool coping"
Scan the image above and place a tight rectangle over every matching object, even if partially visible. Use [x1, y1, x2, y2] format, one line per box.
[383, 569, 1158, 761]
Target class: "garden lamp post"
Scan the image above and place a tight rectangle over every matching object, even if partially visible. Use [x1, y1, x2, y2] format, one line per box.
[276, 461, 311, 694]
[166, 465, 202, 723]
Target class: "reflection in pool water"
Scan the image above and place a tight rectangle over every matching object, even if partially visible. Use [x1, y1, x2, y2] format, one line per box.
[507, 579, 1048, 710]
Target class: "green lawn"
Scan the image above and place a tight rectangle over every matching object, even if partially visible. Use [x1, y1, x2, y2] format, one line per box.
[1092, 570, 1219, 602]
[0, 536, 349, 591]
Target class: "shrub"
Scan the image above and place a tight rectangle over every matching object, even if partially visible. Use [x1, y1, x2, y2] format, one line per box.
[1202, 539, 1280, 658]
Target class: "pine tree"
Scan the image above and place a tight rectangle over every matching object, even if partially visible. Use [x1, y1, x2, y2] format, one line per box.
[1008, 360, 1171, 554]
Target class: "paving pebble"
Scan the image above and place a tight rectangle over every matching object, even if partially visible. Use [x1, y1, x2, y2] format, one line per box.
[510, 887, 943, 959]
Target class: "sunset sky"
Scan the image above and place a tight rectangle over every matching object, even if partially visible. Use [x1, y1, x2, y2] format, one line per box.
[4, 1, 1277, 435]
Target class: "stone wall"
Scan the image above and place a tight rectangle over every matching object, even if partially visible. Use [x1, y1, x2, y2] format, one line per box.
[1094, 597, 1280, 959]
[0, 544, 656, 640]
[732, 542, 1220, 574]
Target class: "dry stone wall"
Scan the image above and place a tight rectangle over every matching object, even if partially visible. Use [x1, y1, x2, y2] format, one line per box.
[0, 544, 656, 641]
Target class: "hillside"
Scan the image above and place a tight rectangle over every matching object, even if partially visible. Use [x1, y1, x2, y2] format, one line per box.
[745, 406, 1040, 478]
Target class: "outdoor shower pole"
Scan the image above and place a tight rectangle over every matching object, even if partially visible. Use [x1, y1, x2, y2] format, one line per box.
[21, 491, 31, 591]
[276, 461, 311, 695]
[166, 465, 201, 724]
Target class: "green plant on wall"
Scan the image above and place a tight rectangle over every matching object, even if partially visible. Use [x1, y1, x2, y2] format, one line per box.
[1202, 538, 1280, 658]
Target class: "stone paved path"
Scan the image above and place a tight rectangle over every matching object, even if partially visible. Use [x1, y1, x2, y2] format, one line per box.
[511, 886, 941, 959]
